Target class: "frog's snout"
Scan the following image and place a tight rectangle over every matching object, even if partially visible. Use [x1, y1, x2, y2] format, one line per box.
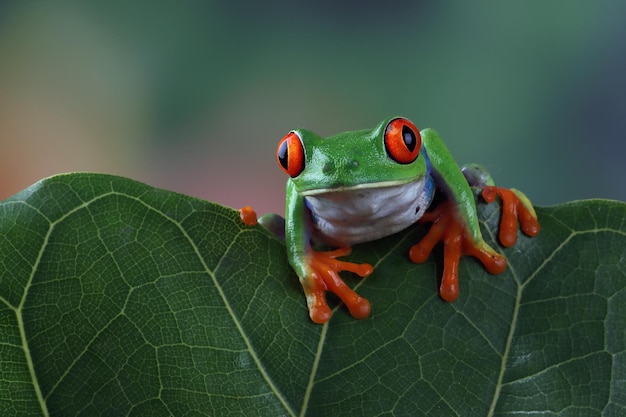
[322, 159, 359, 175]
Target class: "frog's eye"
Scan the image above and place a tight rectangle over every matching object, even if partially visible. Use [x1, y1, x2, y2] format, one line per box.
[276, 131, 305, 177]
[384, 117, 421, 164]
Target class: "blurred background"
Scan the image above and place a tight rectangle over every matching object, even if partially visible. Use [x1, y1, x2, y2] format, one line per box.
[1, 1, 624, 215]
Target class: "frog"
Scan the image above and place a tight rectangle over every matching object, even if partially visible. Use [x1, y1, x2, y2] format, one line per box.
[239, 116, 539, 324]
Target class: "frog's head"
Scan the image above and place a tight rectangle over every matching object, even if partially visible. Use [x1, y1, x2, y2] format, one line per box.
[275, 116, 430, 195]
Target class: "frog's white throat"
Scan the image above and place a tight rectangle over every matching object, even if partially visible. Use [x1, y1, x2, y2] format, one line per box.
[303, 177, 434, 247]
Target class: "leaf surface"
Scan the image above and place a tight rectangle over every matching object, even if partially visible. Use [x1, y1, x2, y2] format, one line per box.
[0, 173, 624, 416]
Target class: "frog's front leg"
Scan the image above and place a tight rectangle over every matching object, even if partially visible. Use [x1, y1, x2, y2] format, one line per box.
[294, 247, 373, 323]
[412, 130, 540, 302]
[285, 184, 373, 323]
[243, 189, 373, 323]
[410, 199, 507, 302]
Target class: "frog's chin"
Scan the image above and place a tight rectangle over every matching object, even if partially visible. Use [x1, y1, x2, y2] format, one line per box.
[302, 176, 435, 247]
[299, 178, 417, 197]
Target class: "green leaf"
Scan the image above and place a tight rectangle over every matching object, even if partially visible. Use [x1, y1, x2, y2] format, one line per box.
[1, 173, 624, 416]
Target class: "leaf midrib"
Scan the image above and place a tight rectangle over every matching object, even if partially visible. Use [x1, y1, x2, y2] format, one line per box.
[16, 195, 96, 417]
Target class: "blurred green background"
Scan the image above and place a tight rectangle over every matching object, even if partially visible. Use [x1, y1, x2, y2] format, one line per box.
[1, 1, 624, 215]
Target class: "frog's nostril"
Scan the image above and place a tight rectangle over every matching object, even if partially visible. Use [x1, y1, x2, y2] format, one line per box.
[322, 162, 334, 174]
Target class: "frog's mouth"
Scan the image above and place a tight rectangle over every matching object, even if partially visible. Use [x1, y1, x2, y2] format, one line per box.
[299, 177, 417, 197]
[300, 176, 435, 246]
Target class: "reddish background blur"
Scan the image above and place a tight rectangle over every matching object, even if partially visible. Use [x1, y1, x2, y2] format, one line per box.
[1, 2, 625, 215]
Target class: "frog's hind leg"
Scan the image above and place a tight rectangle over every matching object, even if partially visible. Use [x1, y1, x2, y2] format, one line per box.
[461, 163, 496, 190]
[239, 206, 287, 240]
[258, 213, 286, 240]
[461, 164, 540, 247]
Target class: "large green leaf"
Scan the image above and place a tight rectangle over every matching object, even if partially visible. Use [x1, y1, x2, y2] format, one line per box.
[1, 173, 624, 416]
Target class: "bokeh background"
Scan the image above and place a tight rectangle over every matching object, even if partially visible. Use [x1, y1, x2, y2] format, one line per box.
[1, 1, 624, 215]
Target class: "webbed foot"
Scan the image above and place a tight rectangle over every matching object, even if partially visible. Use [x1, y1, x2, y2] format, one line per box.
[302, 248, 373, 323]
[461, 165, 540, 246]
[409, 200, 507, 302]
[240, 207, 372, 322]
[481, 186, 540, 246]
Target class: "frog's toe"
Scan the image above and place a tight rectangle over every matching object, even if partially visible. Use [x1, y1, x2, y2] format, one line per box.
[512, 189, 540, 237]
[466, 241, 507, 275]
[345, 295, 371, 320]
[238, 206, 258, 226]
[307, 295, 332, 324]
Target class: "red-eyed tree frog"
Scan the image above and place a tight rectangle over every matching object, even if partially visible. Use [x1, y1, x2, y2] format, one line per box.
[240, 117, 539, 324]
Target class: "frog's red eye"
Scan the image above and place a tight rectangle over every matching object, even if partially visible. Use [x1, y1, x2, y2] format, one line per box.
[276, 131, 305, 177]
[384, 118, 421, 164]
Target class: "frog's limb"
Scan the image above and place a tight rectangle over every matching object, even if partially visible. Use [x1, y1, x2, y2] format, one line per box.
[238, 207, 288, 241]
[257, 213, 286, 240]
[303, 248, 373, 323]
[413, 130, 506, 302]
[460, 163, 495, 189]
[481, 186, 540, 246]
[461, 164, 540, 246]
[420, 130, 493, 247]
[285, 181, 373, 323]
[239, 208, 286, 240]
[410, 200, 507, 301]
[240, 202, 372, 323]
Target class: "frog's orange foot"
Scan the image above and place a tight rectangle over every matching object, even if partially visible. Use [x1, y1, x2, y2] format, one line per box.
[481, 186, 540, 247]
[303, 248, 374, 323]
[410, 200, 507, 302]
[239, 206, 258, 226]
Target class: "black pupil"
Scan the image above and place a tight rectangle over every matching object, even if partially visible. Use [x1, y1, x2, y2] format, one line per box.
[278, 141, 289, 170]
[402, 126, 417, 152]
